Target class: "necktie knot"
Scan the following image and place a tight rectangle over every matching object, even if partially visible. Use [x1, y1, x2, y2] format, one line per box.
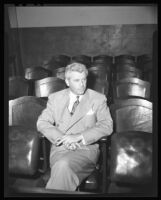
[76, 95, 79, 102]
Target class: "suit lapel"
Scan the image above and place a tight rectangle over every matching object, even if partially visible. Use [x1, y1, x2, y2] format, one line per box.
[65, 89, 91, 132]
[59, 89, 70, 117]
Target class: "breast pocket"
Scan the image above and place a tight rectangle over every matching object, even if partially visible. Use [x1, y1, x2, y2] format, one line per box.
[84, 113, 97, 128]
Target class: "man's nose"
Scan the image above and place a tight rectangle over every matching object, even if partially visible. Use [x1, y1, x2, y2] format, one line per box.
[80, 81, 84, 86]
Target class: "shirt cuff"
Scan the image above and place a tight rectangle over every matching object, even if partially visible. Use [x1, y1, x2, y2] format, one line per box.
[80, 134, 86, 145]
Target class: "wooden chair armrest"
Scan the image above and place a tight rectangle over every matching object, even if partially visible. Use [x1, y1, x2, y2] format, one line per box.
[98, 135, 112, 193]
[38, 132, 50, 173]
[39, 132, 45, 138]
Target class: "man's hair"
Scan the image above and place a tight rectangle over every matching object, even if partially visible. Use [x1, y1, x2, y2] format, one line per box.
[65, 62, 88, 79]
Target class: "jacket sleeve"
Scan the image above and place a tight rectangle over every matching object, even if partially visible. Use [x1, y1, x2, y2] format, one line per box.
[37, 95, 64, 144]
[81, 96, 113, 145]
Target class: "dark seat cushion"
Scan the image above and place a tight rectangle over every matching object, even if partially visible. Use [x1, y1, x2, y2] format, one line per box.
[9, 126, 40, 176]
[110, 131, 152, 185]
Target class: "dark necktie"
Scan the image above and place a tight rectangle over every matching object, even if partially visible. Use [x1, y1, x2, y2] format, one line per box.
[71, 96, 79, 115]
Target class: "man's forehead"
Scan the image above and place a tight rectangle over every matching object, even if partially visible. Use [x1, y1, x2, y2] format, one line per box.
[70, 71, 86, 77]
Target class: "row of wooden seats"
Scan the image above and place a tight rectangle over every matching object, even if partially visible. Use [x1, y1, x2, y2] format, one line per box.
[19, 55, 152, 79]
[24, 53, 152, 86]
[106, 54, 153, 193]
[9, 77, 152, 111]
[44, 54, 152, 67]
[44, 54, 152, 85]
[9, 76, 66, 100]
[9, 73, 151, 104]
[9, 53, 152, 102]
[9, 97, 153, 194]
[41, 54, 152, 80]
[9, 76, 110, 100]
[111, 55, 152, 103]
[107, 76, 153, 194]
[9, 77, 151, 103]
[34, 54, 153, 97]
[24, 65, 111, 81]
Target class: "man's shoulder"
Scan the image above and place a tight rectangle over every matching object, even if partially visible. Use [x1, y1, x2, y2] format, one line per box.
[87, 88, 106, 100]
[48, 88, 68, 100]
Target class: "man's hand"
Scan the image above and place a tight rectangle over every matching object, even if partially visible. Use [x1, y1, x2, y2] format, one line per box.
[56, 134, 82, 146]
[55, 134, 83, 150]
[64, 142, 81, 151]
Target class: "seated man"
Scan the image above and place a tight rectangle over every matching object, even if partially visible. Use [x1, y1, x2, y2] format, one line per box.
[37, 62, 113, 191]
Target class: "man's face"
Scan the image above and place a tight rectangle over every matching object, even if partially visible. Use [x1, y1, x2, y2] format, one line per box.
[65, 71, 87, 95]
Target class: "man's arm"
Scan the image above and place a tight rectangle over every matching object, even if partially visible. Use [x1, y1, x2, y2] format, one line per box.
[81, 96, 113, 145]
[37, 95, 64, 145]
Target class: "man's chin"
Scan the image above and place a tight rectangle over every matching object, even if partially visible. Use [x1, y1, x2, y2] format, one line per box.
[71, 88, 86, 95]
[78, 89, 86, 95]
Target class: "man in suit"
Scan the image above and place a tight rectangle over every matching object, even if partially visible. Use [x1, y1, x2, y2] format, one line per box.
[37, 62, 113, 191]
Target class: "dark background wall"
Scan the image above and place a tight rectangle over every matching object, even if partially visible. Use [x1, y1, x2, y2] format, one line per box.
[10, 24, 157, 70]
[6, 6, 157, 75]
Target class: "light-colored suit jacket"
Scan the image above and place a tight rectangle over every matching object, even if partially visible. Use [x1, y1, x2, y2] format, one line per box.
[37, 88, 113, 160]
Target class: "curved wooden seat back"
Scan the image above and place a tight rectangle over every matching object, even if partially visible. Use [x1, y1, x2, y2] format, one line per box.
[92, 55, 113, 72]
[113, 77, 151, 100]
[137, 54, 152, 72]
[115, 64, 138, 72]
[9, 76, 30, 100]
[52, 67, 66, 80]
[9, 96, 47, 129]
[71, 55, 92, 68]
[88, 65, 110, 81]
[93, 55, 113, 63]
[49, 55, 71, 69]
[115, 71, 142, 81]
[87, 65, 110, 96]
[88, 79, 109, 96]
[25, 66, 52, 81]
[113, 64, 143, 81]
[110, 98, 152, 133]
[35, 77, 66, 97]
[114, 55, 136, 65]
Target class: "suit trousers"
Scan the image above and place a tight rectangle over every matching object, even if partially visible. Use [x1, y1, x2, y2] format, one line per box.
[46, 146, 99, 191]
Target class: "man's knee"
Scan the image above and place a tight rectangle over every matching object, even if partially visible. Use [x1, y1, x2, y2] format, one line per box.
[52, 159, 70, 172]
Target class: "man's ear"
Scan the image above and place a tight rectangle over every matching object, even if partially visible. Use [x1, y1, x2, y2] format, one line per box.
[65, 79, 69, 86]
